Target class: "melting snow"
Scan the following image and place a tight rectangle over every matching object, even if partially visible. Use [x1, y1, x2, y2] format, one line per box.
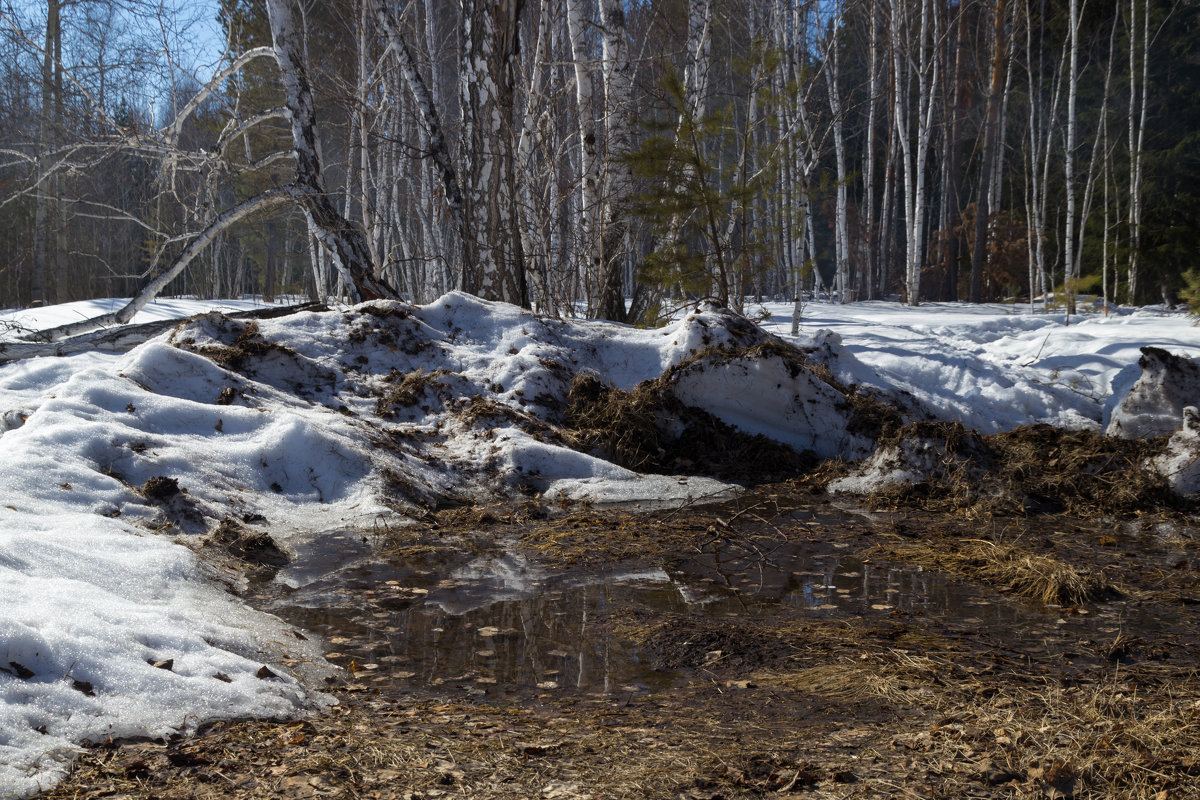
[0, 293, 1198, 795]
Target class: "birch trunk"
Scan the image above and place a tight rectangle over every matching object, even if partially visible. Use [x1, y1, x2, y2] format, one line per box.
[460, 0, 529, 306]
[369, 0, 468, 291]
[893, 0, 940, 306]
[1063, 0, 1079, 318]
[826, 2, 850, 303]
[31, 0, 62, 307]
[597, 0, 635, 321]
[265, 0, 395, 302]
[1127, 0, 1149, 303]
[566, 0, 602, 313]
[862, 0, 880, 300]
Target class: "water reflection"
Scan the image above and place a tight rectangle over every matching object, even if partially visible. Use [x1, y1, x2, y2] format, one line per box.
[260, 524, 1082, 698]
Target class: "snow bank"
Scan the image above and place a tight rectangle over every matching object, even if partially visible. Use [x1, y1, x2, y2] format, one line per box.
[1106, 347, 1200, 439]
[1150, 407, 1200, 495]
[0, 293, 902, 795]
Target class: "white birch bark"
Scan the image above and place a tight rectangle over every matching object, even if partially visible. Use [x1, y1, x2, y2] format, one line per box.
[1063, 0, 1080, 318]
[566, 0, 602, 312]
[862, 0, 880, 299]
[369, 0, 467, 291]
[825, 1, 850, 303]
[1127, 0, 1149, 303]
[892, 0, 940, 306]
[265, 0, 395, 302]
[459, 0, 528, 306]
[597, 0, 635, 320]
[17, 189, 293, 342]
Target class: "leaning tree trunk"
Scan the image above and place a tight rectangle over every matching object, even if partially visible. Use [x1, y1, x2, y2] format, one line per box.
[369, 0, 468, 291]
[265, 0, 395, 303]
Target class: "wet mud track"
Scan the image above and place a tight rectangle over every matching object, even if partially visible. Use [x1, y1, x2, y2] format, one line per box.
[38, 491, 1200, 799]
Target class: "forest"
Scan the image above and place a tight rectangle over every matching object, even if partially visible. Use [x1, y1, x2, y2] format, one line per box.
[0, 0, 1197, 321]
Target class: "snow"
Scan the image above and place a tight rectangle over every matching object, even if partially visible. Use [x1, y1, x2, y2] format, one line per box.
[0, 293, 1197, 795]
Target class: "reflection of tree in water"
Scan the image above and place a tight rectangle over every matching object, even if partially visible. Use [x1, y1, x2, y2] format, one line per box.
[273, 513, 1150, 698]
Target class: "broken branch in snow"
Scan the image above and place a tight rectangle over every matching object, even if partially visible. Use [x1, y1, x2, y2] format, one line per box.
[13, 189, 295, 344]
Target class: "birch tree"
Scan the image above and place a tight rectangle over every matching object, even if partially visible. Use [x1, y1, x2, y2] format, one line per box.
[891, 0, 942, 305]
[460, 0, 529, 307]
[596, 0, 635, 321]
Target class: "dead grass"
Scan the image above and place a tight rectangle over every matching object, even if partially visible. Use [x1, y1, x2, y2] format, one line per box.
[34, 492, 1200, 800]
[36, 692, 726, 800]
[191, 321, 296, 371]
[883, 669, 1200, 800]
[374, 368, 449, 417]
[861, 423, 1185, 517]
[873, 537, 1114, 605]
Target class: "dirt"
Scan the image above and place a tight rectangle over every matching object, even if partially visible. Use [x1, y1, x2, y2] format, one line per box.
[839, 421, 1187, 518]
[564, 373, 817, 480]
[36, 489, 1200, 800]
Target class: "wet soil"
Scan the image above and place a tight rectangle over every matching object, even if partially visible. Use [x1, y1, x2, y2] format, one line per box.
[38, 488, 1200, 799]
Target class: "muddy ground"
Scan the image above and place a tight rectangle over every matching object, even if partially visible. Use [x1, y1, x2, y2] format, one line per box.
[38, 486, 1200, 800]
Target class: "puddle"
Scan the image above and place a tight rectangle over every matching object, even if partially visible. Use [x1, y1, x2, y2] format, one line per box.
[254, 512, 1167, 700]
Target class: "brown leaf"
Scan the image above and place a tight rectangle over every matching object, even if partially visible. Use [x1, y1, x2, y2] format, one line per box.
[256, 665, 279, 680]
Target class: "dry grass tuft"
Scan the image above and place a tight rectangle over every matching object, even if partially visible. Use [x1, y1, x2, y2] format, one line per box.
[874, 538, 1114, 606]
[374, 368, 449, 417]
[964, 540, 1112, 605]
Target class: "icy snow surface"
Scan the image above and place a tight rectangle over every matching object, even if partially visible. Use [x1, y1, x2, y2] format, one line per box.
[0, 294, 1197, 795]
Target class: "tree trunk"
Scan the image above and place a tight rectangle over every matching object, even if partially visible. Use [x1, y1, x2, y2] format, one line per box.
[597, 0, 635, 321]
[23, 190, 294, 342]
[1063, 0, 1079, 318]
[826, 2, 851, 303]
[265, 0, 396, 303]
[1127, 0, 1149, 304]
[971, 0, 1008, 303]
[264, 220, 277, 303]
[460, 0, 529, 307]
[370, 0, 468, 292]
[31, 0, 62, 308]
[566, 0, 602, 315]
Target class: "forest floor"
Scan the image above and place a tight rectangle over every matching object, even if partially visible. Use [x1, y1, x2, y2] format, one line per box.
[37, 487, 1200, 800]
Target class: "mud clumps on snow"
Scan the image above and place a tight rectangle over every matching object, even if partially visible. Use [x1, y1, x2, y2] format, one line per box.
[203, 519, 288, 569]
[564, 374, 816, 481]
[374, 368, 450, 418]
[191, 321, 294, 371]
[140, 475, 181, 501]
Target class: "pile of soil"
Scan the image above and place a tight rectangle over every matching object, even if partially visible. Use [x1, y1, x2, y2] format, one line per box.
[564, 373, 816, 481]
